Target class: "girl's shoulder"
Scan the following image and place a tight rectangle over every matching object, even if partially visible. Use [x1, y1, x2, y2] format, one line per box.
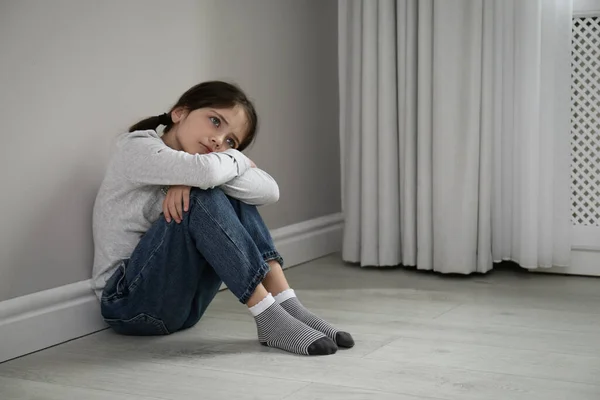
[112, 130, 168, 161]
[118, 129, 160, 142]
[116, 129, 163, 148]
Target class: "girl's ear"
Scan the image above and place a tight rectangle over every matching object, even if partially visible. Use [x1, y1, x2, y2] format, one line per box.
[171, 107, 187, 123]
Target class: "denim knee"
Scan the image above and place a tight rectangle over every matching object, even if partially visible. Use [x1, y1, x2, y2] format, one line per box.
[189, 187, 227, 203]
[187, 187, 230, 213]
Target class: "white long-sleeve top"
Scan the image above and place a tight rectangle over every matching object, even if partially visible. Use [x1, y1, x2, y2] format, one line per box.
[91, 129, 279, 299]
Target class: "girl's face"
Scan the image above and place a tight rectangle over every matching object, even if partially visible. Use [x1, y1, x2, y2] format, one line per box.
[165, 105, 249, 154]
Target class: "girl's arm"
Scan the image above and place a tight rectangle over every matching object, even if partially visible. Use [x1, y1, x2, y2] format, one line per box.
[220, 167, 280, 206]
[162, 168, 279, 224]
[119, 131, 252, 188]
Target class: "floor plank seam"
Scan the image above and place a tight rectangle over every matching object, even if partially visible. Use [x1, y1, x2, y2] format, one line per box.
[361, 354, 600, 388]
[372, 333, 600, 359]
[284, 381, 449, 400]
[434, 320, 600, 335]
[54, 347, 338, 385]
[279, 382, 313, 400]
[431, 303, 464, 320]
[0, 375, 170, 400]
[356, 336, 406, 359]
[191, 366, 454, 400]
[58, 344, 600, 394]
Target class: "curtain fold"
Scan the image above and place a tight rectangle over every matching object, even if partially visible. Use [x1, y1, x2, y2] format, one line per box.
[339, 0, 573, 273]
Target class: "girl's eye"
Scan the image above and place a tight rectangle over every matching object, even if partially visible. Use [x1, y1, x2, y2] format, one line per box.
[210, 116, 221, 127]
[226, 138, 237, 148]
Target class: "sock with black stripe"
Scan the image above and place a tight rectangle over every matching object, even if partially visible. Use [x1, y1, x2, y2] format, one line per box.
[274, 289, 355, 348]
[249, 293, 338, 356]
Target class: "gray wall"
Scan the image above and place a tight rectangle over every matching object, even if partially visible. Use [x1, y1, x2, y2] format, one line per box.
[0, 0, 341, 301]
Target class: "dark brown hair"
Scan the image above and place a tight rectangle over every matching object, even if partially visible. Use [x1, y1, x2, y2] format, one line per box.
[128, 81, 258, 151]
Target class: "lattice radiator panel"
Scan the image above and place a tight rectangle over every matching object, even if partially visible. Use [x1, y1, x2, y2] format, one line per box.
[571, 16, 600, 226]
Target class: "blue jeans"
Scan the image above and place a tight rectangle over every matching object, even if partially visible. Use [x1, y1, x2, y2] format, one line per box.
[100, 188, 283, 336]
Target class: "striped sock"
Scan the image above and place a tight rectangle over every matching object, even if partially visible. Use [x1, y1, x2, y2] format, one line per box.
[274, 289, 355, 348]
[249, 293, 337, 356]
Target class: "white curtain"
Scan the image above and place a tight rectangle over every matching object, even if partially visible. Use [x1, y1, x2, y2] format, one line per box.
[338, 0, 573, 273]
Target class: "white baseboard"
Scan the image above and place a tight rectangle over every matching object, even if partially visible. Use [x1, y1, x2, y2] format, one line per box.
[0, 212, 344, 363]
[0, 280, 106, 363]
[533, 248, 600, 277]
[269, 212, 344, 270]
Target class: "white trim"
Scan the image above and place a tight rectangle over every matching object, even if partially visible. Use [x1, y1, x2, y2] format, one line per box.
[269, 212, 344, 268]
[0, 212, 344, 363]
[0, 280, 106, 363]
[557, 226, 600, 277]
[572, 226, 600, 252]
[573, 0, 600, 17]
[535, 248, 600, 277]
[573, 10, 600, 17]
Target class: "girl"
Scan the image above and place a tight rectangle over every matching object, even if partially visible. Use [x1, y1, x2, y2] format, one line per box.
[91, 81, 353, 356]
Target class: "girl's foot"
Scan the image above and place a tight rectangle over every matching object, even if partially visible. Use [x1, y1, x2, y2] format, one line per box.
[274, 289, 355, 348]
[249, 293, 338, 356]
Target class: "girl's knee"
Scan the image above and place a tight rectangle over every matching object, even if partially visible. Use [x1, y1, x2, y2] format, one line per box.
[188, 188, 250, 218]
[188, 187, 230, 211]
[189, 187, 225, 201]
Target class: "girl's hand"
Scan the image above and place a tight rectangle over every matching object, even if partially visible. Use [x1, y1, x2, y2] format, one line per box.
[163, 185, 191, 223]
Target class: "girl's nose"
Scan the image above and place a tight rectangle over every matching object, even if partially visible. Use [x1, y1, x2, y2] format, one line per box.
[211, 136, 223, 149]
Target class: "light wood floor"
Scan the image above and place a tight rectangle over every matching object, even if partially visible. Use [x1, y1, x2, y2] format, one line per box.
[1, 253, 600, 400]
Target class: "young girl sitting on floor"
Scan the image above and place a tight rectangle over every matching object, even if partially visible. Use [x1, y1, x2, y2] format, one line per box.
[91, 81, 354, 356]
